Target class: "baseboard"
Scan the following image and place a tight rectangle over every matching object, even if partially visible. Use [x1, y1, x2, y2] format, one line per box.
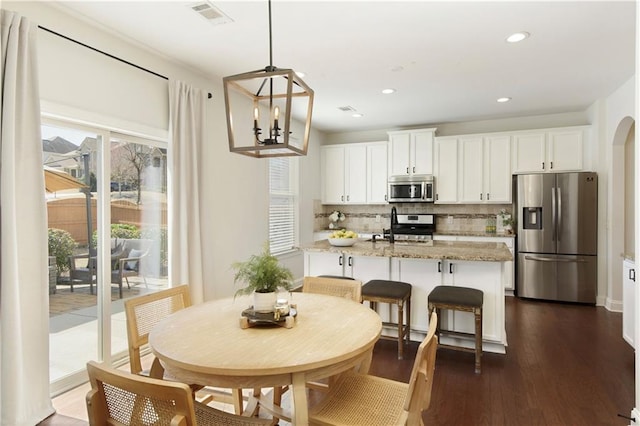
[604, 296, 623, 312]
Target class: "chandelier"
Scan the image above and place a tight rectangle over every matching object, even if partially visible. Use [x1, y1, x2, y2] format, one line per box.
[223, 0, 314, 158]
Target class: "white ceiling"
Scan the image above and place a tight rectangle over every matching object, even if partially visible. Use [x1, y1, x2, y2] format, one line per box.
[54, 1, 635, 134]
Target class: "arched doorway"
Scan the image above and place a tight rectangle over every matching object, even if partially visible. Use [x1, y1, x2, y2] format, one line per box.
[609, 117, 635, 309]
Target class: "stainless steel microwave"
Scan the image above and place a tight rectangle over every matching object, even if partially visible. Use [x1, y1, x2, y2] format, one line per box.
[387, 175, 434, 203]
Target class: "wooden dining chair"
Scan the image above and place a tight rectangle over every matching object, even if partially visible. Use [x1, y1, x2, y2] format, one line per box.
[302, 276, 363, 302]
[124, 285, 244, 412]
[269, 276, 365, 420]
[308, 311, 438, 426]
[86, 361, 271, 426]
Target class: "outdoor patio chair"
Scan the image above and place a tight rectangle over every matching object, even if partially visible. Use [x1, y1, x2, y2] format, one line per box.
[68, 249, 97, 294]
[111, 238, 152, 299]
[86, 361, 271, 426]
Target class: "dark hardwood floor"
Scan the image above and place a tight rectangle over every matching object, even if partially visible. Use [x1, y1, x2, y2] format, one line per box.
[368, 296, 635, 426]
[41, 296, 634, 425]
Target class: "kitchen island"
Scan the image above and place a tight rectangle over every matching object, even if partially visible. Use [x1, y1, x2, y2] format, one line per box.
[299, 239, 512, 353]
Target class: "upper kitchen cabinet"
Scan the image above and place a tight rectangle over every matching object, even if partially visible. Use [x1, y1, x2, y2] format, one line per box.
[388, 128, 436, 176]
[321, 144, 367, 204]
[512, 126, 588, 173]
[366, 142, 389, 204]
[433, 136, 458, 203]
[321, 142, 388, 205]
[435, 134, 511, 204]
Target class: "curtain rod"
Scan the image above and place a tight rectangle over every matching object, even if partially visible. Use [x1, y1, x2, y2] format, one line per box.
[38, 25, 212, 99]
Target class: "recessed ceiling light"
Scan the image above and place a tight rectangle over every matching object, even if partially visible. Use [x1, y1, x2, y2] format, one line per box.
[506, 32, 530, 43]
[382, 88, 396, 94]
[352, 113, 364, 118]
[497, 97, 512, 103]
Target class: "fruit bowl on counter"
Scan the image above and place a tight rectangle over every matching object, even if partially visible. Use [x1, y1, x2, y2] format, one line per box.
[328, 230, 359, 247]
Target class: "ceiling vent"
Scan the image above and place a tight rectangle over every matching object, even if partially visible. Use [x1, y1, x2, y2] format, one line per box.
[338, 106, 357, 112]
[189, 1, 233, 26]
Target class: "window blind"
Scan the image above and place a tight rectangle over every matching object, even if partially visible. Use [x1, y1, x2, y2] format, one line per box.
[269, 157, 297, 255]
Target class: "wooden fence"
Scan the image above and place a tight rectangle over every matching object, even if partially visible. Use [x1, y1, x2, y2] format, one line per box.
[47, 197, 167, 245]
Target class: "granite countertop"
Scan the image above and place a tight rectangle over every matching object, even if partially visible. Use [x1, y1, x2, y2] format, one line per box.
[299, 239, 513, 262]
[434, 231, 516, 238]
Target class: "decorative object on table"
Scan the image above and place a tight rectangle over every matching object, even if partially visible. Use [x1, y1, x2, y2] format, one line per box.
[328, 229, 359, 247]
[498, 209, 515, 234]
[222, 0, 314, 158]
[328, 210, 346, 229]
[239, 306, 297, 329]
[233, 242, 294, 312]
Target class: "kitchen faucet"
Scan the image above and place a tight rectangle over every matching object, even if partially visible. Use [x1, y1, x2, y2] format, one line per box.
[389, 206, 397, 244]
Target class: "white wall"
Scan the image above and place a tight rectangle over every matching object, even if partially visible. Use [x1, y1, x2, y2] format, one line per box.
[4, 1, 325, 301]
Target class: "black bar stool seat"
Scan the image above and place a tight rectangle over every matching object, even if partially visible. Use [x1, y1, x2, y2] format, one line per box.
[362, 279, 412, 359]
[428, 285, 484, 373]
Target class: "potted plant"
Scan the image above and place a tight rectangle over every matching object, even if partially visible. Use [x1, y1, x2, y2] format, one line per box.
[233, 243, 294, 312]
[498, 209, 516, 234]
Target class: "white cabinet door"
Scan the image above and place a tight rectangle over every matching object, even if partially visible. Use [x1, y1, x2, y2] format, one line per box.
[367, 143, 388, 203]
[623, 259, 635, 348]
[484, 135, 511, 203]
[304, 251, 345, 277]
[346, 255, 390, 282]
[434, 137, 458, 203]
[388, 129, 435, 176]
[412, 130, 434, 175]
[321, 146, 345, 204]
[345, 145, 367, 203]
[513, 127, 586, 174]
[459, 136, 484, 203]
[391, 257, 442, 333]
[547, 129, 583, 172]
[442, 260, 504, 344]
[512, 132, 546, 173]
[388, 132, 411, 176]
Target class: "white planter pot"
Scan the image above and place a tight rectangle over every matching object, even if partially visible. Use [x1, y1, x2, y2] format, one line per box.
[253, 291, 276, 313]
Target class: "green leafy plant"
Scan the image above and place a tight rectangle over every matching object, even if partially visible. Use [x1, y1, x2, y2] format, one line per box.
[499, 209, 516, 228]
[48, 228, 76, 276]
[233, 243, 294, 296]
[92, 223, 141, 246]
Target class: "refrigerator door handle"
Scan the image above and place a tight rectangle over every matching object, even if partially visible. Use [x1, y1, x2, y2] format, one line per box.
[551, 187, 557, 242]
[557, 187, 562, 242]
[524, 255, 588, 263]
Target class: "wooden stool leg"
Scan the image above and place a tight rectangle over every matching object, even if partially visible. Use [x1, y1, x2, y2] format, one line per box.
[474, 307, 482, 374]
[405, 296, 411, 346]
[397, 299, 404, 360]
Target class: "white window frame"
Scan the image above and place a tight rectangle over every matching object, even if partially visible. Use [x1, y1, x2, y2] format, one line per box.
[268, 157, 299, 255]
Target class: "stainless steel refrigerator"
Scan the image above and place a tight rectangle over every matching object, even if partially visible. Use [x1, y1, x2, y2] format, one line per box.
[515, 172, 598, 303]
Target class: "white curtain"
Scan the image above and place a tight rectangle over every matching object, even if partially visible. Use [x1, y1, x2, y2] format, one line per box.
[168, 80, 207, 304]
[0, 10, 54, 425]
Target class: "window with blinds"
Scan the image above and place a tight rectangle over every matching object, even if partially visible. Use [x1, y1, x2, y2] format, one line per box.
[269, 157, 298, 255]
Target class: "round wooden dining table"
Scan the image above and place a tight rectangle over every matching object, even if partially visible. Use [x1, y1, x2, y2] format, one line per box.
[148, 292, 382, 425]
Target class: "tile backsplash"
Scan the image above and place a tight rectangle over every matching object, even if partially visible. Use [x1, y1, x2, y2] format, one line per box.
[315, 201, 512, 235]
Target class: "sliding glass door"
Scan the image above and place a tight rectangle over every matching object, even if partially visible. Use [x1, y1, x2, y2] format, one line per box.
[43, 119, 168, 395]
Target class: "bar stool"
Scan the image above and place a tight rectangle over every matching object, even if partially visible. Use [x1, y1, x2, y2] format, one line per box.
[427, 285, 483, 373]
[361, 280, 412, 359]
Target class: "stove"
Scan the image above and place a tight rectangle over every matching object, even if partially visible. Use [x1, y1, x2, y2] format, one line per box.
[386, 212, 436, 242]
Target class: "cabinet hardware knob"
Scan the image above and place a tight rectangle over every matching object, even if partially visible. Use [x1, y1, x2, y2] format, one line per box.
[449, 263, 454, 274]
[339, 255, 343, 266]
[438, 261, 441, 273]
[413, 166, 416, 173]
[631, 268, 636, 282]
[406, 167, 409, 174]
[550, 161, 553, 169]
[385, 194, 387, 201]
[341, 195, 344, 201]
[542, 162, 545, 170]
[348, 256, 353, 267]
[487, 193, 490, 200]
[480, 193, 483, 200]
[347, 195, 350, 201]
